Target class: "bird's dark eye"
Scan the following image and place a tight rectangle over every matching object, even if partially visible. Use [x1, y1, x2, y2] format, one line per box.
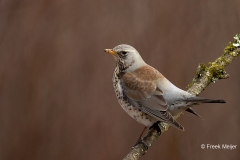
[121, 51, 128, 55]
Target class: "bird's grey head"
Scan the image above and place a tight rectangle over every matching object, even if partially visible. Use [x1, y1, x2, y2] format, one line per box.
[104, 44, 146, 72]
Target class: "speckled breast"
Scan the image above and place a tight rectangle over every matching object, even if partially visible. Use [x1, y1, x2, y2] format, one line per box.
[113, 77, 156, 127]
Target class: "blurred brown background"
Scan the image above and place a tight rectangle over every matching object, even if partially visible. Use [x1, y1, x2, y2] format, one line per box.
[0, 0, 240, 160]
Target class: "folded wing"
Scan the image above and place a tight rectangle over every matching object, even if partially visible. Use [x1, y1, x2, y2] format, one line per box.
[121, 70, 184, 130]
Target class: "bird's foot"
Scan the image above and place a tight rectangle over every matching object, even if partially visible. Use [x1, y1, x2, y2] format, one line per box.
[149, 121, 161, 133]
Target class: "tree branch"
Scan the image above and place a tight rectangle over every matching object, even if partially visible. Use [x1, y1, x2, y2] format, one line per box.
[123, 34, 240, 160]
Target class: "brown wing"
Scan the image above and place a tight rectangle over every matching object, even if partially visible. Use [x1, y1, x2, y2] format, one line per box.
[120, 67, 168, 111]
[121, 66, 184, 130]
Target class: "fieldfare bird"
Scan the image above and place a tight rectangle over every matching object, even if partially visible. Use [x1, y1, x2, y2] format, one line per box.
[104, 44, 225, 139]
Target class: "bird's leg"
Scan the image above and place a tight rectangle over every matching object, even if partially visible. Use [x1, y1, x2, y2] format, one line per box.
[149, 121, 161, 133]
[132, 126, 148, 149]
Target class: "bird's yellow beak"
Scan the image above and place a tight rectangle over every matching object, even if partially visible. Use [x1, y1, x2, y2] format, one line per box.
[104, 49, 117, 55]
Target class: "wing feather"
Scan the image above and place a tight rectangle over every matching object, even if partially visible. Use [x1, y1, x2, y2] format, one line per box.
[121, 71, 167, 110]
[121, 66, 183, 130]
[141, 106, 184, 130]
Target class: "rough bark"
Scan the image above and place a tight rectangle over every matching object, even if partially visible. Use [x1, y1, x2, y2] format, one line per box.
[123, 34, 240, 160]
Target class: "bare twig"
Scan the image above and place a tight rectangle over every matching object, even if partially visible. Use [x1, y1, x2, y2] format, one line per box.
[123, 34, 240, 160]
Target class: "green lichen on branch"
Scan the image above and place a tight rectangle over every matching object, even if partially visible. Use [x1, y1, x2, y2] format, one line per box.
[186, 63, 208, 91]
[123, 34, 240, 160]
[224, 42, 236, 55]
[208, 62, 229, 82]
[186, 34, 240, 95]
[186, 60, 229, 91]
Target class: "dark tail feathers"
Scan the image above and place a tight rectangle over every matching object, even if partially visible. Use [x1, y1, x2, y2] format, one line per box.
[185, 107, 203, 119]
[185, 97, 226, 104]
